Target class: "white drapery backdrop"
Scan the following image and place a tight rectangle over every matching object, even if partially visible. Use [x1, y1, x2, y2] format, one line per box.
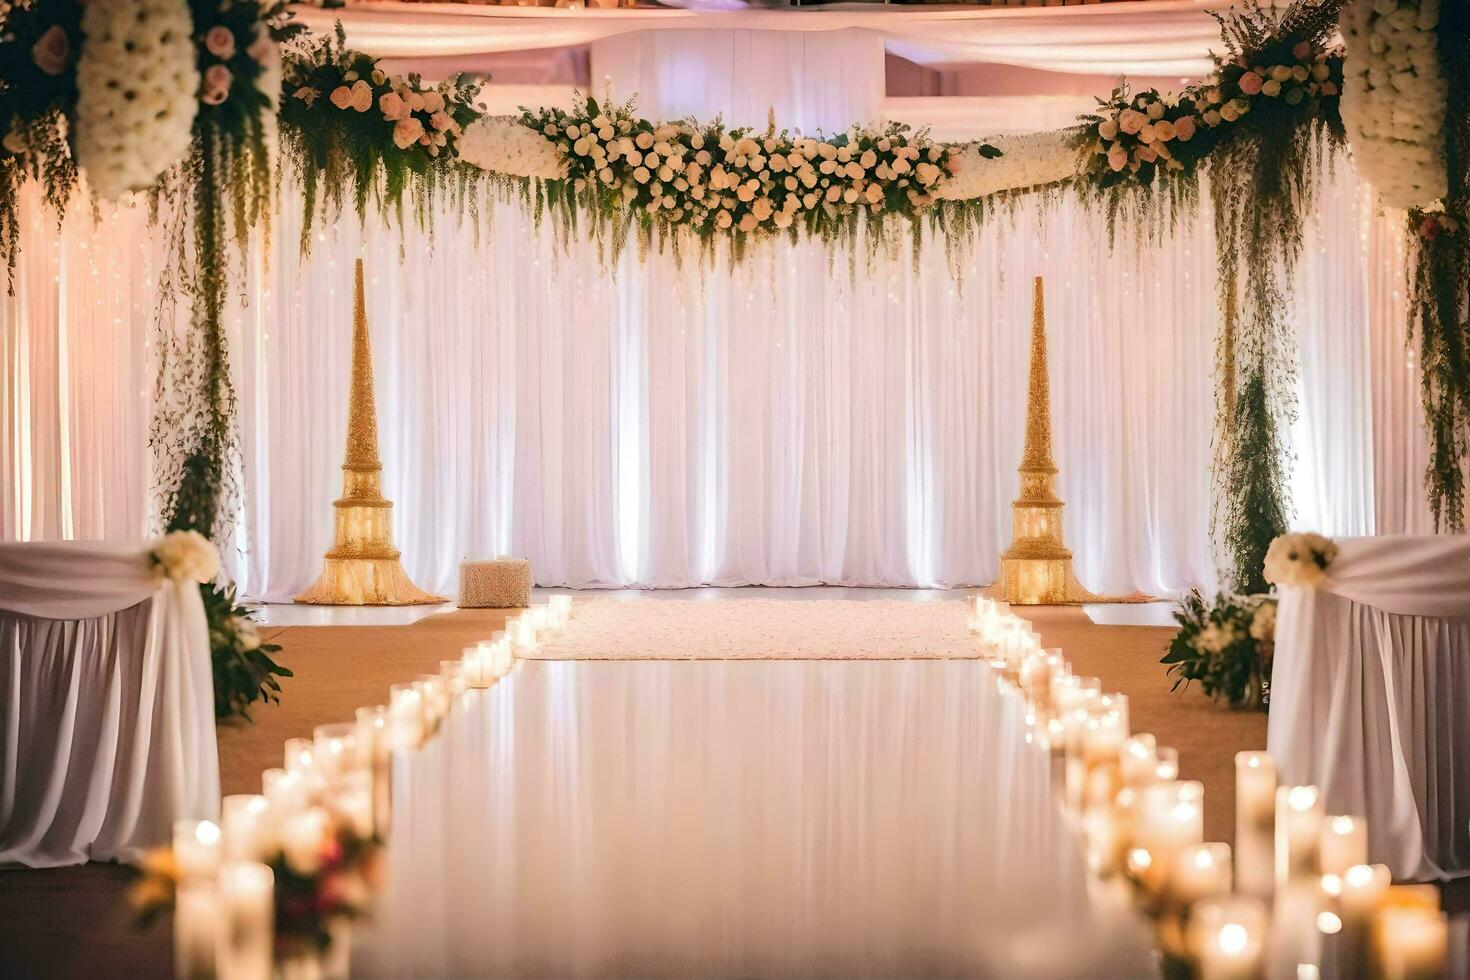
[0, 11, 1435, 598]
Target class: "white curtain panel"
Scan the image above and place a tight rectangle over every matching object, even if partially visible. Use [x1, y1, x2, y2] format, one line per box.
[0, 152, 1432, 597]
[1269, 535, 1470, 881]
[0, 541, 219, 867]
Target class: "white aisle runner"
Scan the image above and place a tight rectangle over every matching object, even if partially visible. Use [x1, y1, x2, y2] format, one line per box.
[525, 597, 976, 660]
[355, 659, 1154, 978]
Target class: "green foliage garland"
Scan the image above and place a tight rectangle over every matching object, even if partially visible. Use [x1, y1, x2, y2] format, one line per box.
[1408, 7, 1470, 530]
[1162, 590, 1275, 710]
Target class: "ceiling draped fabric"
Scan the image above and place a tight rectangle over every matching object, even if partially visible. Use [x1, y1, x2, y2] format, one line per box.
[297, 0, 1233, 76]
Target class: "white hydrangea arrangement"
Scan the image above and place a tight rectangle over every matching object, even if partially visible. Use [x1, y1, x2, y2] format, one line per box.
[934, 130, 1079, 201]
[73, 0, 199, 202]
[459, 116, 568, 181]
[1339, 0, 1447, 210]
[150, 530, 221, 584]
[1263, 532, 1339, 589]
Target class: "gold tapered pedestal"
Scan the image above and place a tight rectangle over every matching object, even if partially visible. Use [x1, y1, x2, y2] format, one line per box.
[1000, 277, 1139, 605]
[297, 260, 443, 606]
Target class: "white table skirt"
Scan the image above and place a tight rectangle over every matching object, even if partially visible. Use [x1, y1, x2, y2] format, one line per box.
[1268, 535, 1470, 881]
[0, 542, 219, 868]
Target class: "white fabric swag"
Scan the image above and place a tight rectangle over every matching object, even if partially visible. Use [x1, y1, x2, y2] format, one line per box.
[0, 541, 219, 867]
[1268, 535, 1470, 882]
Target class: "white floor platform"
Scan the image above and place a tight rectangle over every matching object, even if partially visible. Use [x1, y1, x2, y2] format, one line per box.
[1083, 601, 1179, 627]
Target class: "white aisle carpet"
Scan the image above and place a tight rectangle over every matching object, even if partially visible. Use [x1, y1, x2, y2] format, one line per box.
[526, 597, 975, 660]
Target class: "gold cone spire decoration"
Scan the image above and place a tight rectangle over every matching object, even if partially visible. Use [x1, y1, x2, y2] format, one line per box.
[1000, 277, 1099, 605]
[297, 260, 443, 606]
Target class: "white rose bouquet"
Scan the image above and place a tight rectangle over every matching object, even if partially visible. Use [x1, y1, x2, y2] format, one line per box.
[150, 529, 221, 584]
[73, 0, 199, 201]
[1263, 532, 1338, 588]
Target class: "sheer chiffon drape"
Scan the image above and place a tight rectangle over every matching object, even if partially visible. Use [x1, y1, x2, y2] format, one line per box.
[0, 157, 1432, 596]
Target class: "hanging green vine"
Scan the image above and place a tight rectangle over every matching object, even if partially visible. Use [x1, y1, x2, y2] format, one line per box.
[1408, 7, 1470, 530]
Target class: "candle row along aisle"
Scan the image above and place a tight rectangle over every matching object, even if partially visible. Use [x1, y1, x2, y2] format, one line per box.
[969, 597, 1452, 980]
[127, 595, 577, 980]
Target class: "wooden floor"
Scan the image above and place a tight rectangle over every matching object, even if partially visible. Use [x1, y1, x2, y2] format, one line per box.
[0, 594, 1298, 979]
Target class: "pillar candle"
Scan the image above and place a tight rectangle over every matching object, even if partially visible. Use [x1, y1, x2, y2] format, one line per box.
[1276, 785, 1325, 889]
[220, 795, 274, 863]
[356, 704, 392, 839]
[1120, 734, 1159, 788]
[1375, 907, 1448, 980]
[387, 683, 425, 751]
[217, 862, 273, 980]
[1319, 815, 1368, 877]
[328, 769, 375, 840]
[1235, 751, 1277, 899]
[1171, 842, 1232, 905]
[262, 768, 309, 815]
[312, 723, 358, 780]
[174, 879, 221, 980]
[283, 738, 315, 774]
[1137, 781, 1204, 893]
[1190, 896, 1268, 980]
[439, 659, 468, 698]
[462, 645, 492, 688]
[1154, 746, 1180, 782]
[173, 819, 222, 881]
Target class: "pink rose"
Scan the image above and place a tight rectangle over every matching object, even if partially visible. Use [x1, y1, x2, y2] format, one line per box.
[421, 91, 444, 114]
[1238, 72, 1264, 96]
[329, 86, 353, 110]
[202, 64, 233, 104]
[1118, 109, 1146, 135]
[349, 79, 373, 113]
[31, 25, 70, 76]
[379, 91, 409, 121]
[392, 116, 425, 149]
[204, 25, 236, 60]
[1106, 144, 1129, 172]
[1319, 81, 1338, 97]
[1291, 41, 1312, 61]
[1137, 145, 1158, 163]
[1173, 115, 1197, 141]
[405, 91, 425, 113]
[430, 110, 453, 132]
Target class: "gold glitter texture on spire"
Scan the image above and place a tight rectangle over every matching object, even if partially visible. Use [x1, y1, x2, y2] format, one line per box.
[296, 259, 443, 606]
[1000, 277, 1096, 605]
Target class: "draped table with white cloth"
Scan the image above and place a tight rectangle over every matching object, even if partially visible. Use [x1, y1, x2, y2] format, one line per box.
[0, 541, 219, 868]
[1268, 535, 1470, 881]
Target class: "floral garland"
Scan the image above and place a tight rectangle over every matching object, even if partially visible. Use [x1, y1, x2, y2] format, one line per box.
[279, 24, 483, 251]
[457, 95, 996, 261]
[1081, 39, 1340, 189]
[73, 0, 198, 202]
[0, 0, 82, 288]
[1163, 590, 1277, 710]
[1340, 0, 1447, 210]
